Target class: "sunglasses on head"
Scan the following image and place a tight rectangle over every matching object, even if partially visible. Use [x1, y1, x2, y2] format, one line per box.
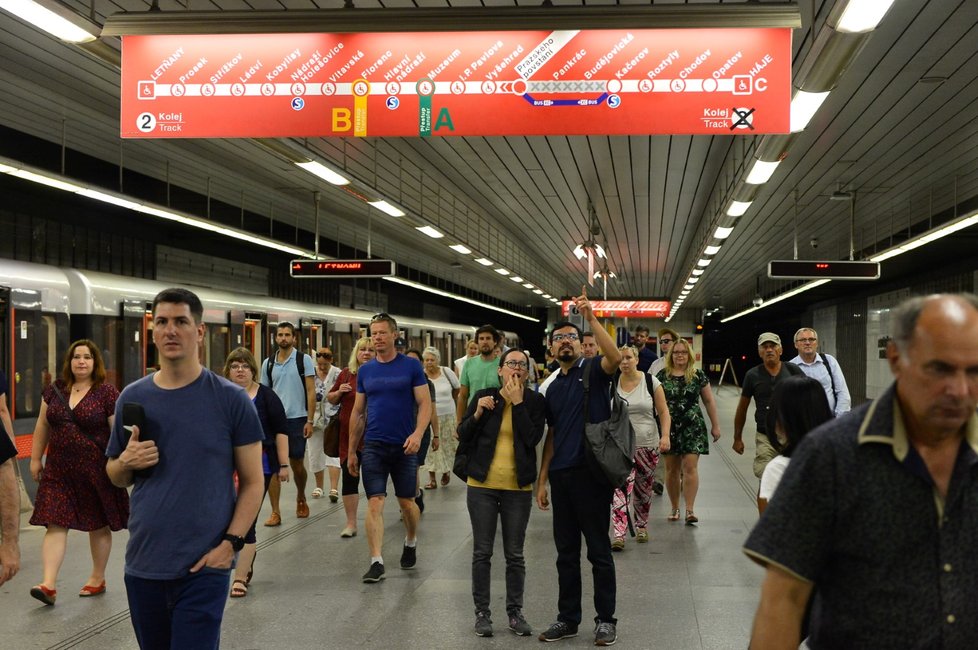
[316, 352, 332, 358]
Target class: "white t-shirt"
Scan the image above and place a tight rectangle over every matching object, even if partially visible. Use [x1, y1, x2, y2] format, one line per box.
[430, 367, 460, 418]
[759, 455, 791, 500]
[617, 373, 660, 449]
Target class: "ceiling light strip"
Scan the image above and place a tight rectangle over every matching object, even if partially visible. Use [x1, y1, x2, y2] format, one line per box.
[383, 276, 538, 322]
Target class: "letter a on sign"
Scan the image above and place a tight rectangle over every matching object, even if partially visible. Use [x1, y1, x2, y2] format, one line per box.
[434, 108, 455, 132]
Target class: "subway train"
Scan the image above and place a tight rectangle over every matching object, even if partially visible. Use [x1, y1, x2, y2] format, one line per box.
[0, 258, 486, 448]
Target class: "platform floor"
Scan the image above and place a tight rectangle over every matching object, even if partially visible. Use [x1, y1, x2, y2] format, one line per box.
[2, 385, 765, 649]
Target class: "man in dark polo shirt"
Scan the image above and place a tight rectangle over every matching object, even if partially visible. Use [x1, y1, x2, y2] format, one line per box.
[536, 288, 622, 646]
[732, 332, 803, 485]
[744, 293, 978, 649]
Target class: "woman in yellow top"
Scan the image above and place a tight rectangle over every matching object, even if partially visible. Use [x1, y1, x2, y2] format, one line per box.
[457, 349, 547, 639]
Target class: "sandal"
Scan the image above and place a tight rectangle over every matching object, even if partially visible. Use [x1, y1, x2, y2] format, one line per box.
[685, 510, 698, 525]
[668, 509, 681, 522]
[328, 489, 339, 503]
[311, 487, 324, 499]
[230, 579, 248, 598]
[424, 481, 438, 490]
[440, 473, 450, 487]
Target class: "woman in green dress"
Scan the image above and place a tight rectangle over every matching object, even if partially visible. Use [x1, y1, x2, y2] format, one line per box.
[656, 338, 720, 525]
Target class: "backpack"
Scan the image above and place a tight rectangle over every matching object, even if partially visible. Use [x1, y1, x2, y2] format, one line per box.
[265, 350, 306, 388]
[818, 353, 839, 410]
[582, 359, 636, 489]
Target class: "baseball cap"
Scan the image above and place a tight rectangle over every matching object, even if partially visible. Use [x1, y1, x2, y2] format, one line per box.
[394, 337, 407, 348]
[757, 332, 781, 346]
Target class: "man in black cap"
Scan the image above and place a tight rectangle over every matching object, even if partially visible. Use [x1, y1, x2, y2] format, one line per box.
[394, 337, 407, 354]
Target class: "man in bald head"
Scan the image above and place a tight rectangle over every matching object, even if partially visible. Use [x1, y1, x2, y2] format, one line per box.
[744, 294, 978, 649]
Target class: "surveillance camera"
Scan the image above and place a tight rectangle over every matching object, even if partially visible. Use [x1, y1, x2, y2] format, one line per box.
[752, 296, 764, 307]
[810, 238, 819, 249]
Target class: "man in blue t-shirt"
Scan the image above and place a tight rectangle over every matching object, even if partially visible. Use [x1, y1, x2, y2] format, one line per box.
[536, 288, 623, 646]
[348, 313, 431, 584]
[106, 288, 264, 650]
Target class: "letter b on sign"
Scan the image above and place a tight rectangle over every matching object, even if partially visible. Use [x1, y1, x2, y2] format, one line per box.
[332, 108, 351, 132]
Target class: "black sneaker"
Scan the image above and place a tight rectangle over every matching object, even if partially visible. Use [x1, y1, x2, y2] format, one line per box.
[361, 561, 385, 583]
[507, 610, 532, 636]
[415, 489, 425, 513]
[474, 611, 493, 637]
[538, 621, 578, 642]
[400, 544, 417, 570]
[594, 621, 617, 646]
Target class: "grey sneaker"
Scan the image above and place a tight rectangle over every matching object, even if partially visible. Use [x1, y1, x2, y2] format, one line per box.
[400, 544, 417, 570]
[362, 561, 385, 583]
[474, 611, 493, 637]
[594, 621, 617, 646]
[507, 610, 532, 636]
[538, 621, 578, 642]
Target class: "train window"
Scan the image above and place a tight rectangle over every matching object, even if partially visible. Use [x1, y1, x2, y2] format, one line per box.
[208, 325, 230, 374]
[12, 308, 42, 417]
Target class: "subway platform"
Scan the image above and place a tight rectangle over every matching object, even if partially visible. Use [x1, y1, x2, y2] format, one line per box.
[2, 386, 765, 649]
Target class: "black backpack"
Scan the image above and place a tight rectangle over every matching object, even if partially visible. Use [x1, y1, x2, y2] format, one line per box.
[265, 350, 305, 388]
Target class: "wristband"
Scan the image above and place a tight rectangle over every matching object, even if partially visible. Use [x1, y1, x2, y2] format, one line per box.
[280, 464, 289, 468]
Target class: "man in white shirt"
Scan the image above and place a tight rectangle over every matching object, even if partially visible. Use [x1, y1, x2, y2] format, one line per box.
[789, 327, 851, 417]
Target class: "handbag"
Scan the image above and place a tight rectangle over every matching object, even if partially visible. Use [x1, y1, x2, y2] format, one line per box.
[322, 415, 340, 457]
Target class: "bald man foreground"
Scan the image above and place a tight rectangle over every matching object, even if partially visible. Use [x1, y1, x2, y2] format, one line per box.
[744, 294, 978, 650]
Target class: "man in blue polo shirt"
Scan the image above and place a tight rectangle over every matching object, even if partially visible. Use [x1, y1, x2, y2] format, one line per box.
[348, 313, 431, 584]
[536, 288, 622, 646]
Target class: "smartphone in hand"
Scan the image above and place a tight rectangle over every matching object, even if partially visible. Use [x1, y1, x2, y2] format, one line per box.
[122, 402, 154, 477]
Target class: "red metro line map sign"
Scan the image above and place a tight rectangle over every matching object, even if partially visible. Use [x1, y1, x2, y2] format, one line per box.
[121, 28, 790, 138]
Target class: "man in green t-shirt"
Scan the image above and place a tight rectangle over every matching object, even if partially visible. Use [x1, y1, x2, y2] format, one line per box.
[456, 324, 502, 422]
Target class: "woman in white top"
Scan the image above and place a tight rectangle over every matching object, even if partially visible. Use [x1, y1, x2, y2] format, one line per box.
[422, 347, 461, 488]
[611, 345, 671, 549]
[757, 375, 833, 513]
[454, 340, 479, 379]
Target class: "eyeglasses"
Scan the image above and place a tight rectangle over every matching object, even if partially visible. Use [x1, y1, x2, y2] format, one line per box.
[796, 338, 817, 343]
[671, 351, 689, 355]
[503, 360, 529, 370]
[552, 333, 579, 343]
[316, 353, 332, 359]
[229, 363, 251, 372]
[659, 339, 673, 345]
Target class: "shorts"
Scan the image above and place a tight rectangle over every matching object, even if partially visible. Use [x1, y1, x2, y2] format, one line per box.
[341, 454, 360, 497]
[416, 428, 432, 466]
[286, 417, 307, 459]
[360, 441, 418, 499]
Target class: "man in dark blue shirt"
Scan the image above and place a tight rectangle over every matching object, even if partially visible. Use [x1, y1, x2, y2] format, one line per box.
[633, 326, 657, 373]
[536, 288, 622, 646]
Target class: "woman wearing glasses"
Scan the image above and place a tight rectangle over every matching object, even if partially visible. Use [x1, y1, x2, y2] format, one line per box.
[656, 338, 720, 525]
[327, 337, 375, 538]
[312, 348, 341, 502]
[223, 348, 289, 598]
[457, 349, 547, 638]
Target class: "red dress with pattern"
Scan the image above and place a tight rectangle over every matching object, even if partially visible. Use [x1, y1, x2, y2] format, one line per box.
[29, 380, 129, 531]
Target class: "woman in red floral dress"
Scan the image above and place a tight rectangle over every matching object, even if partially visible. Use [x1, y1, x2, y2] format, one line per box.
[28, 340, 128, 606]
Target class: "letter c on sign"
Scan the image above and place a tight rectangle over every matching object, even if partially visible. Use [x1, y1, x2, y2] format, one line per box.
[755, 78, 768, 92]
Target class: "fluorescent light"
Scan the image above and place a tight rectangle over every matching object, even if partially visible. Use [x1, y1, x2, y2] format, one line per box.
[868, 209, 978, 264]
[704, 245, 721, 255]
[552, 298, 560, 304]
[727, 200, 751, 217]
[449, 244, 471, 254]
[494, 268, 510, 275]
[745, 159, 780, 185]
[595, 245, 606, 258]
[835, 0, 896, 33]
[10, 168, 84, 192]
[691, 269, 704, 276]
[0, 0, 99, 43]
[714, 226, 734, 239]
[416, 225, 444, 239]
[295, 160, 350, 186]
[510, 276, 523, 282]
[533, 289, 544, 295]
[368, 199, 405, 217]
[474, 258, 493, 266]
[683, 284, 693, 290]
[790, 90, 830, 133]
[522, 283, 534, 288]
[543, 294, 552, 299]
[697, 258, 712, 267]
[688, 277, 699, 284]
[721, 280, 831, 323]
[869, 249, 902, 263]
[77, 189, 143, 211]
[383, 276, 539, 323]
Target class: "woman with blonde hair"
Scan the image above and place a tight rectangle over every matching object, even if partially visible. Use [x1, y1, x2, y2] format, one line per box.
[29, 340, 128, 605]
[327, 337, 376, 538]
[655, 338, 720, 525]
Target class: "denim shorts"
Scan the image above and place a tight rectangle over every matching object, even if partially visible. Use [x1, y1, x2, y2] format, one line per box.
[286, 417, 307, 459]
[360, 441, 419, 499]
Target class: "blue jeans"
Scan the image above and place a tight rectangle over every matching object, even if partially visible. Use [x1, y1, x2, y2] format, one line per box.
[125, 570, 231, 650]
[360, 441, 418, 498]
[467, 486, 532, 616]
[550, 465, 617, 626]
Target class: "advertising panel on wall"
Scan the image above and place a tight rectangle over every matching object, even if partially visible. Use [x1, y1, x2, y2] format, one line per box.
[561, 300, 671, 319]
[120, 27, 790, 138]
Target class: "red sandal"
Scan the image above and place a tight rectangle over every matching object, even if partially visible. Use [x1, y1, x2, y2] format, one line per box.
[30, 584, 57, 606]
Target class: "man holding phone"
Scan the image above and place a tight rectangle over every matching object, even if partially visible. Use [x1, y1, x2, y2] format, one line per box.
[106, 288, 264, 650]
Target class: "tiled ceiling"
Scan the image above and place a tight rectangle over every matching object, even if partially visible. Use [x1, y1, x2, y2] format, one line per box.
[1, 0, 975, 316]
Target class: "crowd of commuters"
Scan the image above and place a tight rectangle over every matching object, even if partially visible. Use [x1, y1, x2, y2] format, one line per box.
[8, 284, 974, 649]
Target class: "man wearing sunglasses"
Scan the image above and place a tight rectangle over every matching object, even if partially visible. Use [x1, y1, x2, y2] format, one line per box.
[648, 328, 680, 378]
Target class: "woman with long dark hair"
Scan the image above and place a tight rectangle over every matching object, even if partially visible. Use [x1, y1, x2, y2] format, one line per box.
[757, 375, 833, 513]
[29, 340, 128, 605]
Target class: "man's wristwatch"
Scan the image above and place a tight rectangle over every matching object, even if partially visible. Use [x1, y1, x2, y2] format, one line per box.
[222, 533, 245, 552]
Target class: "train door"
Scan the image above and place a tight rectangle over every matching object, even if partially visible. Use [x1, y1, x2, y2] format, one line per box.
[143, 311, 158, 375]
[121, 299, 147, 387]
[243, 312, 265, 362]
[9, 289, 44, 419]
